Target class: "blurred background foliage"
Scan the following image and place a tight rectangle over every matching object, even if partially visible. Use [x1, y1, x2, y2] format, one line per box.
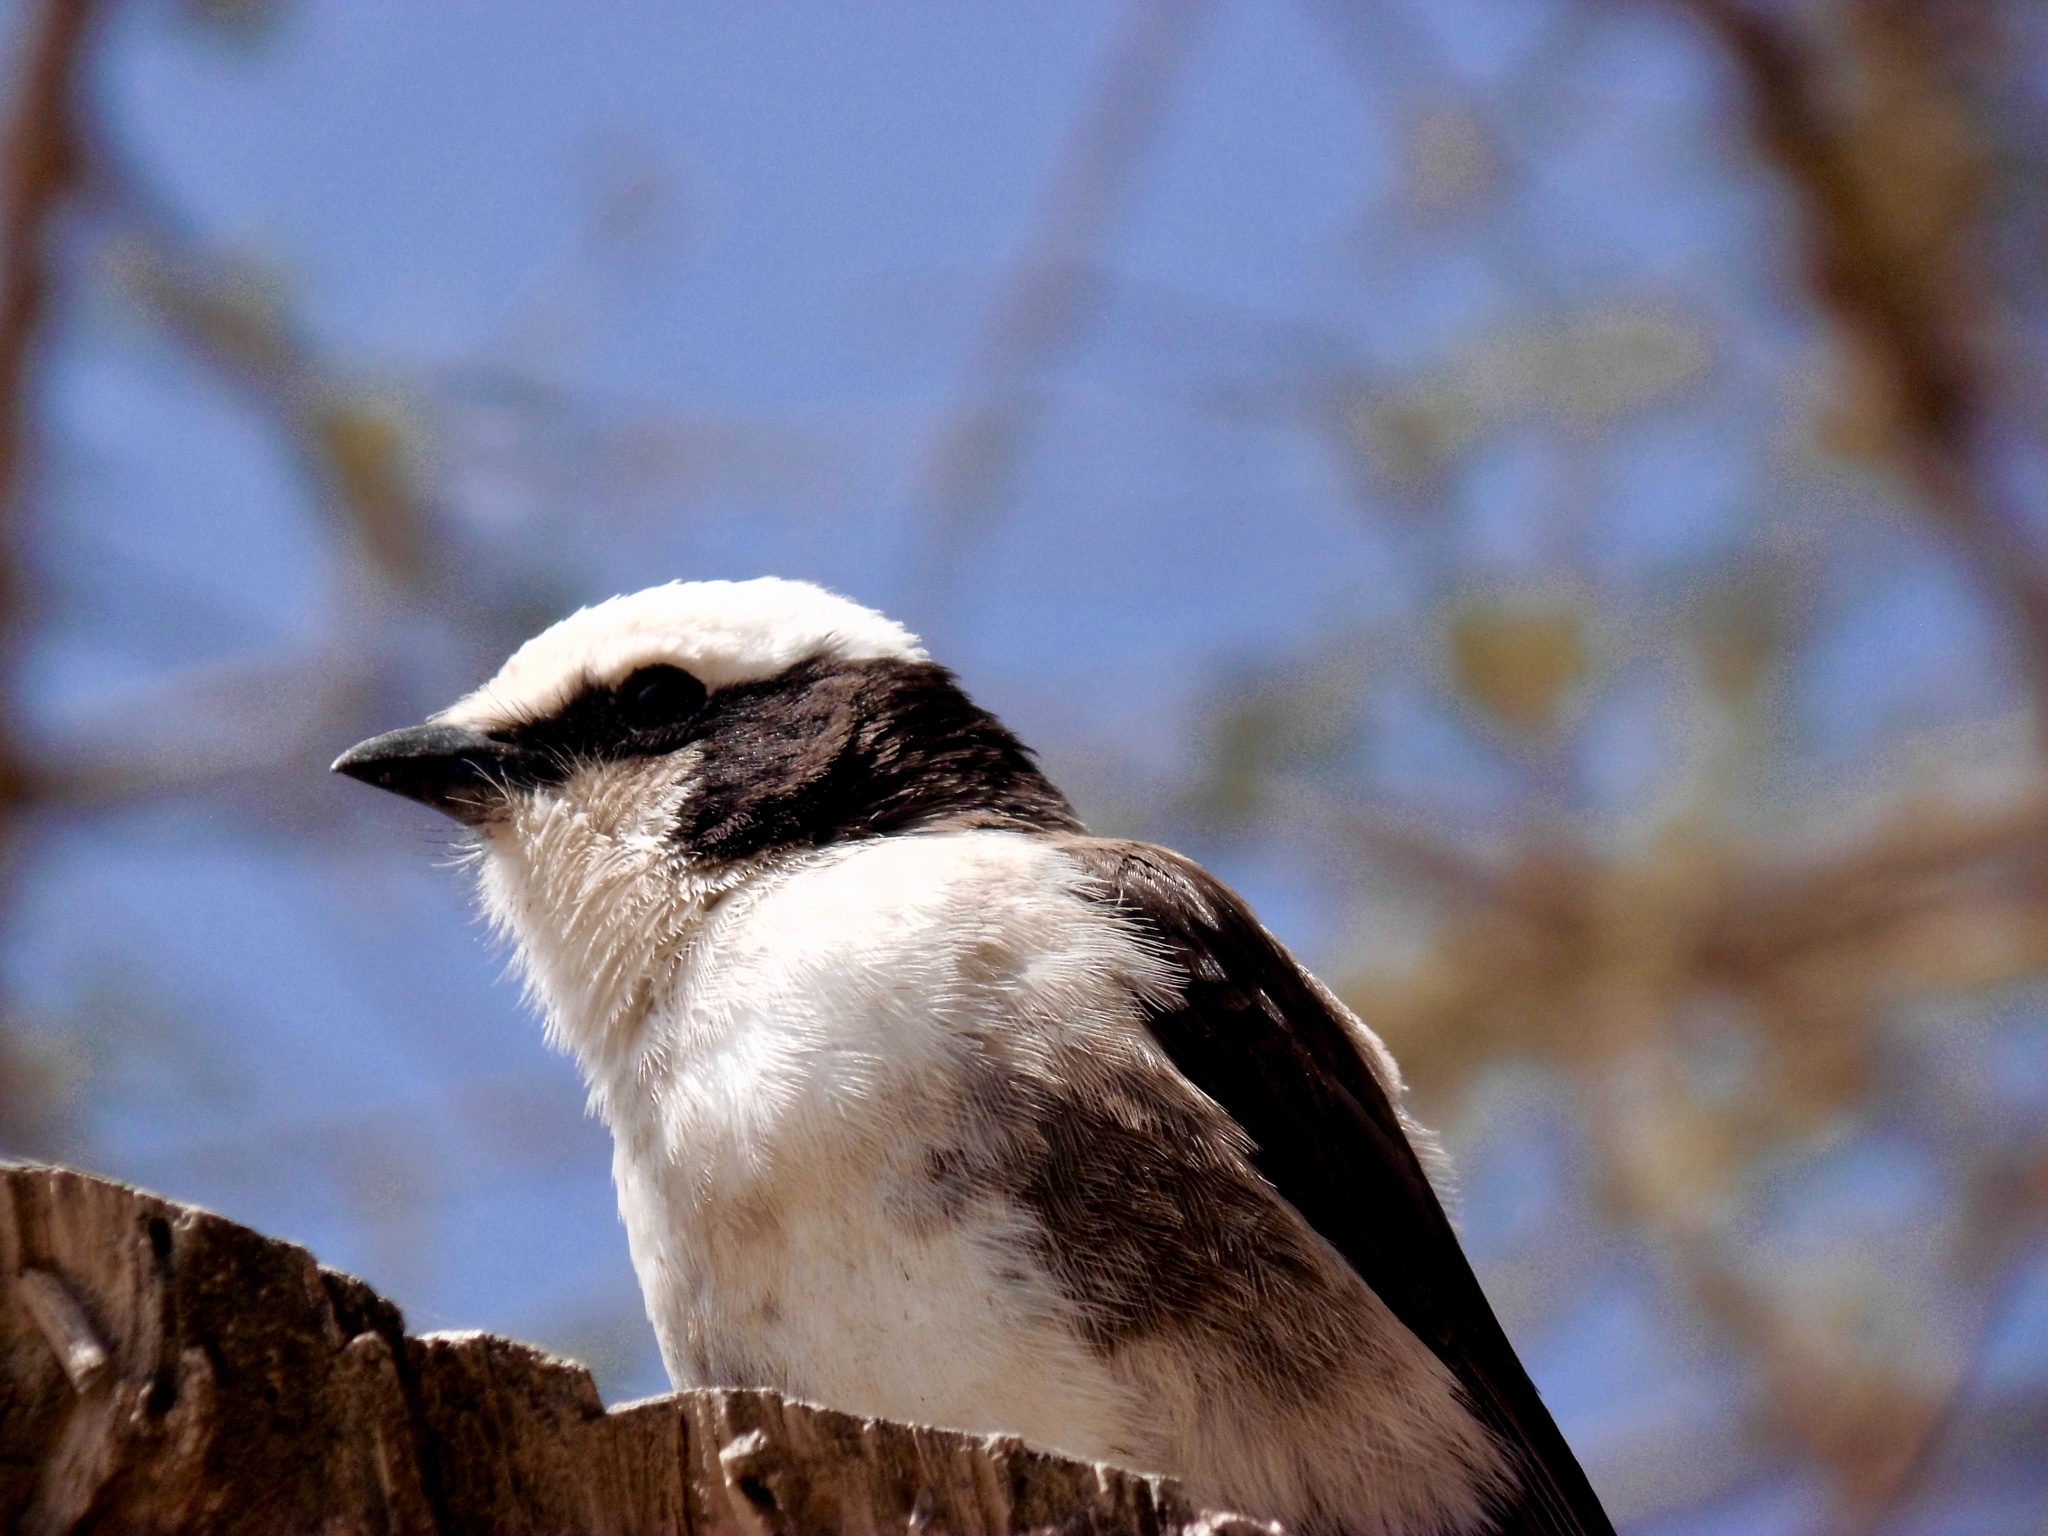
[0, 0, 2045, 1530]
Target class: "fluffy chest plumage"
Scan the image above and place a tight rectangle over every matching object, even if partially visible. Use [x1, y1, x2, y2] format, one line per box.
[480, 806, 1512, 1534]
[579, 830, 1179, 1459]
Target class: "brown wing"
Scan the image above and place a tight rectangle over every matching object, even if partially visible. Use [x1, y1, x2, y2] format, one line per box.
[1061, 837, 1615, 1536]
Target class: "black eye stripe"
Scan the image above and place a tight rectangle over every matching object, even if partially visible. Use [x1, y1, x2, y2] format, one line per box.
[470, 654, 1081, 848]
[487, 664, 709, 767]
[618, 665, 708, 731]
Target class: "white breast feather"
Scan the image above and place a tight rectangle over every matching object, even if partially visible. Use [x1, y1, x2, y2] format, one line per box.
[502, 823, 1179, 1462]
[477, 799, 1507, 1535]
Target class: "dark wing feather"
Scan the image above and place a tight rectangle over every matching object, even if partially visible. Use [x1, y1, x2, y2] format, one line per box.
[1062, 837, 1614, 1536]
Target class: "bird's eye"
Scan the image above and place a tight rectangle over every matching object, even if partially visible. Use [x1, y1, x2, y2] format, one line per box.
[619, 665, 706, 731]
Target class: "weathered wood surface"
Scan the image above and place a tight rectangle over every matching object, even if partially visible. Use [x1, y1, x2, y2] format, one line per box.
[1, 1163, 1272, 1535]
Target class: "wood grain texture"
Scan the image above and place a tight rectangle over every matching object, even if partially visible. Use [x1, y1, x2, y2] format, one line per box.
[0, 1163, 1276, 1536]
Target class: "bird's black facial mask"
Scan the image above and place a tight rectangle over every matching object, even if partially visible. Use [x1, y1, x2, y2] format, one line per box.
[335, 654, 1080, 850]
[331, 663, 711, 825]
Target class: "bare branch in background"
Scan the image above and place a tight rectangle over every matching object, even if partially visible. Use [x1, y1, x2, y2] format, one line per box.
[108, 236, 437, 593]
[0, 0, 103, 1153]
[1675, 0, 2048, 716]
[1337, 780, 2048, 1524]
[914, 0, 1211, 637]
[0, 0, 99, 803]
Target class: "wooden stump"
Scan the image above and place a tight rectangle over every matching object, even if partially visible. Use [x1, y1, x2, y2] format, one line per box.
[0, 1163, 1272, 1535]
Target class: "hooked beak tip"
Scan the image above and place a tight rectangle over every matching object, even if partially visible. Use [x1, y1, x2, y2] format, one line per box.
[331, 723, 531, 821]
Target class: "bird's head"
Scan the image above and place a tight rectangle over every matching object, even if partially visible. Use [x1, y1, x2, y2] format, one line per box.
[332, 578, 1078, 1064]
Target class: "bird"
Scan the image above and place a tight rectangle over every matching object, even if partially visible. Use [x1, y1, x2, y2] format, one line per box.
[332, 577, 1614, 1536]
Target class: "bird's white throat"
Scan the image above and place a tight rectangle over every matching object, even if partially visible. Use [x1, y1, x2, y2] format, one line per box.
[472, 749, 767, 1106]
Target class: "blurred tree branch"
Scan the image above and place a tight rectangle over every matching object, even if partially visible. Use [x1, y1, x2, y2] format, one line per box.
[1342, 785, 2048, 1523]
[0, 0, 101, 809]
[0, 0, 105, 1153]
[108, 236, 436, 592]
[915, 0, 1211, 638]
[1675, 0, 2048, 715]
[1229, 4, 2048, 1520]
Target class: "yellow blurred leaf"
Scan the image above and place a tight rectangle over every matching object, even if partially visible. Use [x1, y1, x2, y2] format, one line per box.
[1688, 569, 1791, 702]
[1334, 306, 1709, 490]
[119, 245, 294, 378]
[1341, 386, 1479, 488]
[1447, 600, 1589, 735]
[310, 395, 428, 584]
[1519, 311, 1708, 427]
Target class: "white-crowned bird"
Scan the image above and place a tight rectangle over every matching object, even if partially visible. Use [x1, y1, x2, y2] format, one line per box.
[334, 577, 1612, 1536]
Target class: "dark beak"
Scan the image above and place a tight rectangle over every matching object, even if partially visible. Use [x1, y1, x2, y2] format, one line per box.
[331, 723, 538, 824]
